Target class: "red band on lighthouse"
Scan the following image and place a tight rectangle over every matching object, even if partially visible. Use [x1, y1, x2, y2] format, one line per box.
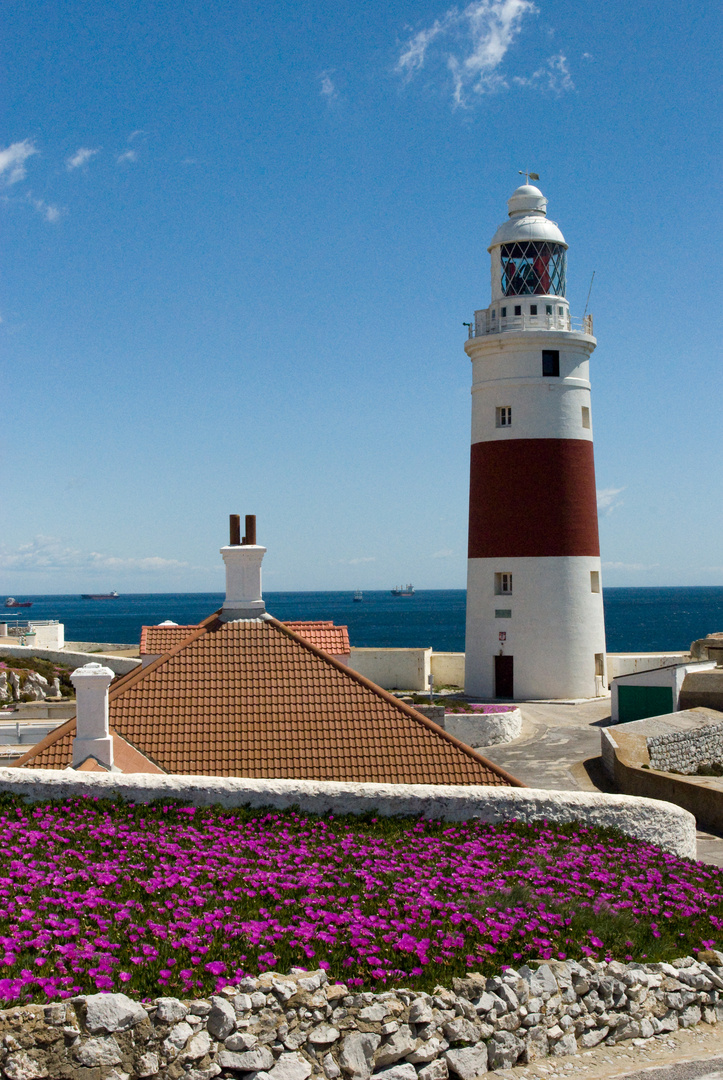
[468, 438, 600, 559]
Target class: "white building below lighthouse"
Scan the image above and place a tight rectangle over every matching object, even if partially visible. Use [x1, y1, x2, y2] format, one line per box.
[464, 183, 607, 701]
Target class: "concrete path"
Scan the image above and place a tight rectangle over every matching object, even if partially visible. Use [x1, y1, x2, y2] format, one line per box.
[477, 698, 723, 867]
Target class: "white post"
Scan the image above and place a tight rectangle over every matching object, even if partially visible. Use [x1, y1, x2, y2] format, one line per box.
[71, 663, 115, 769]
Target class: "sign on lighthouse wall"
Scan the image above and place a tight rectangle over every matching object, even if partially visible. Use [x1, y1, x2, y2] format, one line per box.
[464, 183, 607, 701]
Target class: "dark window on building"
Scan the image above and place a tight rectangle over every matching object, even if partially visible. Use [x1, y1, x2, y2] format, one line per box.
[501, 306, 507, 317]
[546, 304, 553, 315]
[530, 304, 537, 315]
[542, 350, 560, 377]
[514, 305, 521, 316]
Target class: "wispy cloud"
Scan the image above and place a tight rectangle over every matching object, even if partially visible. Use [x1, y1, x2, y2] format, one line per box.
[513, 52, 573, 93]
[0, 536, 189, 575]
[396, 0, 538, 106]
[596, 486, 625, 514]
[116, 149, 137, 165]
[319, 71, 338, 101]
[339, 556, 376, 565]
[432, 548, 455, 558]
[66, 147, 100, 170]
[0, 140, 38, 185]
[27, 194, 62, 223]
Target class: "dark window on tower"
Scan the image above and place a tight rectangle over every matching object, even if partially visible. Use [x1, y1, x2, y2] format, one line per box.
[546, 304, 553, 315]
[501, 306, 507, 317]
[514, 305, 522, 316]
[542, 350, 560, 377]
[530, 304, 537, 315]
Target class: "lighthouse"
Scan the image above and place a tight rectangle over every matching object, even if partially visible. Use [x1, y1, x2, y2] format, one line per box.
[464, 182, 607, 701]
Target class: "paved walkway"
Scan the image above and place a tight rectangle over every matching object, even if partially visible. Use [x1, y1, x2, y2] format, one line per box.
[477, 699, 723, 867]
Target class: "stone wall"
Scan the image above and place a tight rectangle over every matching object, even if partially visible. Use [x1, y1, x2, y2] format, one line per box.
[3, 954, 723, 1080]
[0, 644, 140, 677]
[648, 722, 723, 774]
[0, 769, 697, 859]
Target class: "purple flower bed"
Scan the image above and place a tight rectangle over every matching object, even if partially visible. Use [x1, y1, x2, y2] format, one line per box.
[1, 797, 722, 1006]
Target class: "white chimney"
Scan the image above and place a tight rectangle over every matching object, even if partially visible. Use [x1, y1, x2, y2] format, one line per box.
[221, 513, 266, 618]
[71, 662, 115, 769]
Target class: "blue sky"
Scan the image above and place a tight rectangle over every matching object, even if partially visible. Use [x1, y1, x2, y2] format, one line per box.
[1, 0, 721, 593]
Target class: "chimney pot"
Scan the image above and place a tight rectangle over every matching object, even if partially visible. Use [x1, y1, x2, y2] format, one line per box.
[71, 662, 115, 769]
[230, 514, 241, 546]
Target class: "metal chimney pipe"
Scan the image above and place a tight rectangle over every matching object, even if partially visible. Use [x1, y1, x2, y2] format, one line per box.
[244, 515, 256, 546]
[229, 514, 241, 546]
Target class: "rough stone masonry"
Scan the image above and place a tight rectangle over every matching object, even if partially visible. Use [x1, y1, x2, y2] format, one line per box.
[3, 952, 723, 1080]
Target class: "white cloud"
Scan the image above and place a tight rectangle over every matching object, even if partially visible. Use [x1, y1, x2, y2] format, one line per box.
[0, 140, 38, 185]
[596, 486, 625, 514]
[319, 71, 338, 100]
[432, 548, 455, 558]
[66, 147, 100, 170]
[116, 149, 137, 165]
[128, 130, 147, 142]
[396, 0, 538, 106]
[513, 52, 573, 93]
[339, 556, 376, 565]
[27, 194, 62, 223]
[0, 536, 189, 575]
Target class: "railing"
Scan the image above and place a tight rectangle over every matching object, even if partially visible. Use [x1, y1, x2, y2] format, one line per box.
[469, 312, 593, 338]
[0, 619, 59, 629]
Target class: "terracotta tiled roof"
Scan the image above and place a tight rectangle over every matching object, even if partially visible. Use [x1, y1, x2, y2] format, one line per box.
[142, 620, 351, 657]
[18, 615, 521, 787]
[283, 621, 350, 655]
[140, 625, 198, 655]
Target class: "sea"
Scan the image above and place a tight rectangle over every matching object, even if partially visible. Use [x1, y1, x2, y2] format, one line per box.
[2, 587, 722, 654]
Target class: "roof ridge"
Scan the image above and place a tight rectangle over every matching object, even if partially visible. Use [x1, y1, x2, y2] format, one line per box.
[14, 716, 77, 768]
[108, 611, 223, 701]
[266, 616, 523, 787]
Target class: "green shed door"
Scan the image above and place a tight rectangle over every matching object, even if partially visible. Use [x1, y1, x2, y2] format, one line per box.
[618, 685, 674, 723]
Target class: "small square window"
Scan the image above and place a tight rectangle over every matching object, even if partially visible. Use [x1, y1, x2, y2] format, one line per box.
[558, 306, 564, 315]
[495, 572, 513, 595]
[582, 406, 591, 429]
[546, 304, 553, 315]
[495, 609, 512, 619]
[501, 306, 507, 317]
[514, 305, 522, 316]
[542, 350, 560, 377]
[491, 309, 496, 319]
[530, 304, 537, 315]
[590, 570, 600, 593]
[496, 406, 512, 428]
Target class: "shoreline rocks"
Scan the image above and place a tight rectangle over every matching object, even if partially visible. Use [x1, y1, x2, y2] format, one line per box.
[2, 953, 723, 1079]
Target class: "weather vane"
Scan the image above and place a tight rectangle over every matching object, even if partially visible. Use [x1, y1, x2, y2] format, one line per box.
[519, 170, 540, 183]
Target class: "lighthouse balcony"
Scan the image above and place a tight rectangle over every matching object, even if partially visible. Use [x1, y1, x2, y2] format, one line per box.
[469, 311, 593, 339]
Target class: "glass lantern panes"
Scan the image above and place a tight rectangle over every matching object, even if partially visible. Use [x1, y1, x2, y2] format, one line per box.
[500, 242, 566, 297]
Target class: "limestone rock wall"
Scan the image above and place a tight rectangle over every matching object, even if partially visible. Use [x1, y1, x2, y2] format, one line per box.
[3, 955, 723, 1080]
[648, 723, 723, 774]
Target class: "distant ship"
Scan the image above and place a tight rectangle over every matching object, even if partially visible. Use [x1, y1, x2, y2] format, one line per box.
[391, 584, 415, 596]
[81, 591, 120, 600]
[4, 598, 32, 608]
[353, 590, 363, 602]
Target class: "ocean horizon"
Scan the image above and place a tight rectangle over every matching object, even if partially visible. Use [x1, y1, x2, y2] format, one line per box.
[2, 586, 722, 655]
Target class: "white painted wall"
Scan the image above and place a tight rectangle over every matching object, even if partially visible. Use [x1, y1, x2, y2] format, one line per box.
[430, 652, 465, 688]
[465, 555, 607, 700]
[0, 769, 696, 859]
[607, 653, 690, 682]
[348, 648, 431, 691]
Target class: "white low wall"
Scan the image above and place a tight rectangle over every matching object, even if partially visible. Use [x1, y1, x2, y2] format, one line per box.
[607, 652, 690, 682]
[444, 708, 522, 747]
[431, 652, 465, 688]
[0, 644, 140, 676]
[0, 769, 696, 859]
[348, 648, 431, 691]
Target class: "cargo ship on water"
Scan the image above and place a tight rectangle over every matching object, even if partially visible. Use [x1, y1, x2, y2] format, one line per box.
[80, 591, 119, 600]
[4, 597, 32, 608]
[391, 584, 415, 596]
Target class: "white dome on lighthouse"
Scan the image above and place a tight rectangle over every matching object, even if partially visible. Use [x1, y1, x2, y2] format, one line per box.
[489, 184, 567, 250]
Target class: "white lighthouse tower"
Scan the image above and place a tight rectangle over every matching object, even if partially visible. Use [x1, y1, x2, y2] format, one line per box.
[464, 182, 607, 701]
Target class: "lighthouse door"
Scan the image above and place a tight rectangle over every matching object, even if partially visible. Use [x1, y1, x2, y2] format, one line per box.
[495, 655, 514, 699]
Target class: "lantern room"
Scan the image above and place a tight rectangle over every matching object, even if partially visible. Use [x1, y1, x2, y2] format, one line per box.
[488, 185, 568, 303]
